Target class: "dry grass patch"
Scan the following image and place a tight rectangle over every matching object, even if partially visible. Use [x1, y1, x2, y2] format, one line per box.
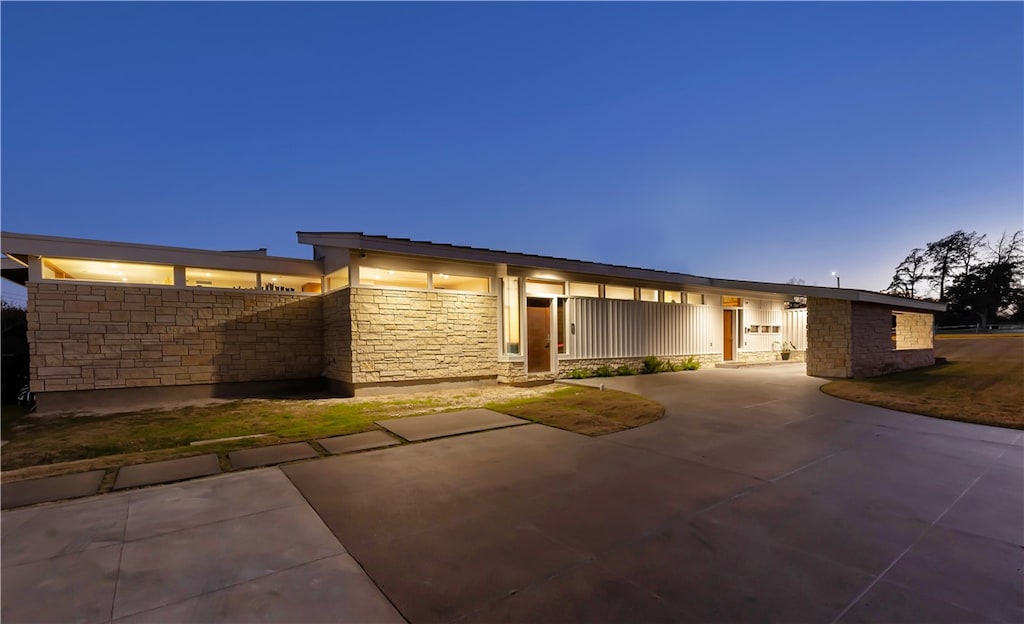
[0, 385, 562, 478]
[822, 336, 1023, 429]
[486, 386, 665, 435]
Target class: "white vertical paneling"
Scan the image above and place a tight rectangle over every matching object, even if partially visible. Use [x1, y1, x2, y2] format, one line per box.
[783, 308, 808, 351]
[567, 297, 725, 359]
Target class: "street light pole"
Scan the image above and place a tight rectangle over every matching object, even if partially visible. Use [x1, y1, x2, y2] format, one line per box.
[831, 272, 840, 288]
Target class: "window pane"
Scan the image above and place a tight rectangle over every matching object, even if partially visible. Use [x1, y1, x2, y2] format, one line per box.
[722, 296, 742, 307]
[432, 273, 489, 293]
[41, 257, 173, 285]
[186, 267, 258, 289]
[525, 279, 564, 296]
[664, 290, 682, 303]
[686, 292, 704, 305]
[605, 285, 635, 300]
[569, 282, 600, 298]
[640, 288, 659, 302]
[326, 267, 349, 291]
[261, 274, 322, 293]
[359, 266, 428, 289]
[557, 298, 566, 354]
[503, 277, 521, 354]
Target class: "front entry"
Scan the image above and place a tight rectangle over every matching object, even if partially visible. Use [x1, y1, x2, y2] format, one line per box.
[527, 298, 551, 373]
[723, 309, 735, 361]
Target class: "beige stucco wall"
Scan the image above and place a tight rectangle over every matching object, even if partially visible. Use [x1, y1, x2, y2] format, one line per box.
[26, 282, 323, 393]
[347, 287, 499, 385]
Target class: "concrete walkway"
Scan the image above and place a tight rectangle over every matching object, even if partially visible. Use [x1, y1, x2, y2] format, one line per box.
[3, 369, 1021, 622]
[284, 366, 1023, 623]
[2, 409, 525, 510]
[1, 469, 403, 623]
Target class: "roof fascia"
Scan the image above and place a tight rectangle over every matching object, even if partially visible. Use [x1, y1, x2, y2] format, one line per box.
[1, 232, 323, 276]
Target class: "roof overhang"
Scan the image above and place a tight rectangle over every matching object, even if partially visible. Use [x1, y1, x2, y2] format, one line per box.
[1, 232, 323, 277]
[297, 232, 947, 313]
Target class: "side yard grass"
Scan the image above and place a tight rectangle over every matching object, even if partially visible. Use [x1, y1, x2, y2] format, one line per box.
[486, 386, 664, 435]
[1, 383, 665, 481]
[821, 336, 1023, 429]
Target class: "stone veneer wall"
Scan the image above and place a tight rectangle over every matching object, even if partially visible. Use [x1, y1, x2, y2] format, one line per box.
[347, 287, 499, 385]
[807, 297, 853, 377]
[553, 354, 724, 379]
[736, 350, 806, 363]
[27, 282, 323, 393]
[321, 288, 352, 384]
[894, 313, 933, 350]
[807, 297, 935, 378]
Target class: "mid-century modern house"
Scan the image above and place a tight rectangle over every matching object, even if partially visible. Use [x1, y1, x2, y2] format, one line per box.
[1, 231, 945, 411]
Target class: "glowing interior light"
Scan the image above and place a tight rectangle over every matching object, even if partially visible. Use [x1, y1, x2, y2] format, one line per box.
[388, 270, 395, 275]
[271, 277, 278, 282]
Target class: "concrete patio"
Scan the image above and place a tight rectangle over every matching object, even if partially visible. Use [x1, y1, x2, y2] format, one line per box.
[3, 365, 1021, 623]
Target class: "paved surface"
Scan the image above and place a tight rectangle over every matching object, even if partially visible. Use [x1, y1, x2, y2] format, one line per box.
[319, 430, 401, 455]
[3, 365, 1021, 623]
[114, 454, 221, 490]
[376, 408, 528, 442]
[1, 469, 105, 509]
[1, 469, 403, 623]
[228, 441, 319, 469]
[285, 365, 1023, 623]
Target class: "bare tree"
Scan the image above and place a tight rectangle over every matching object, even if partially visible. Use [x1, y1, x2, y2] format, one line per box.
[988, 230, 1024, 267]
[924, 230, 984, 300]
[886, 248, 928, 298]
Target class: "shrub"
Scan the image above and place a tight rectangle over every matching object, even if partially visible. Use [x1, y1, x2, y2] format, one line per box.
[616, 364, 636, 376]
[669, 362, 685, 372]
[568, 368, 591, 379]
[640, 355, 667, 375]
[594, 365, 615, 377]
[680, 356, 701, 371]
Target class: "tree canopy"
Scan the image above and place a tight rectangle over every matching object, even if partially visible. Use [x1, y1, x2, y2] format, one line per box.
[885, 229, 1023, 325]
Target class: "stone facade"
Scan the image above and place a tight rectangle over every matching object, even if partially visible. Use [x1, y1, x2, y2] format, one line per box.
[557, 354, 723, 377]
[26, 282, 323, 393]
[321, 288, 352, 384]
[894, 312, 933, 350]
[807, 297, 935, 378]
[806, 298, 853, 377]
[736, 350, 806, 363]
[346, 287, 499, 385]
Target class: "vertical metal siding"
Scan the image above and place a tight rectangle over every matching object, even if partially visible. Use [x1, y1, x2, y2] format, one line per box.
[567, 298, 719, 358]
[783, 308, 808, 351]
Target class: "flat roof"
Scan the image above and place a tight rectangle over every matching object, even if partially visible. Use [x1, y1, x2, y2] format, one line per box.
[0, 230, 946, 313]
[1, 231, 323, 282]
[298, 231, 947, 312]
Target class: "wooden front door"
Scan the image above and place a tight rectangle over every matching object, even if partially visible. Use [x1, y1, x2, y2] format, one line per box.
[723, 309, 734, 361]
[527, 298, 551, 373]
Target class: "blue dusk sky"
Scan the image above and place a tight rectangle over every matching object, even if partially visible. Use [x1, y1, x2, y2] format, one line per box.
[2, 1, 1021, 300]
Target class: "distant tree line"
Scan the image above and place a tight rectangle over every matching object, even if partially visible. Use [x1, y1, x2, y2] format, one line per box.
[885, 230, 1024, 325]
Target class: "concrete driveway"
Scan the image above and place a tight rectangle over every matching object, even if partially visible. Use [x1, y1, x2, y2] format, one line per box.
[3, 364, 1021, 623]
[283, 365, 1023, 623]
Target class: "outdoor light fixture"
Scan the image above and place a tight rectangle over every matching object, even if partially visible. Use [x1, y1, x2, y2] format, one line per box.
[832, 272, 841, 288]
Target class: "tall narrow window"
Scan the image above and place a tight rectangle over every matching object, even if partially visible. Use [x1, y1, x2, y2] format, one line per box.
[557, 298, 566, 354]
[502, 277, 521, 354]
